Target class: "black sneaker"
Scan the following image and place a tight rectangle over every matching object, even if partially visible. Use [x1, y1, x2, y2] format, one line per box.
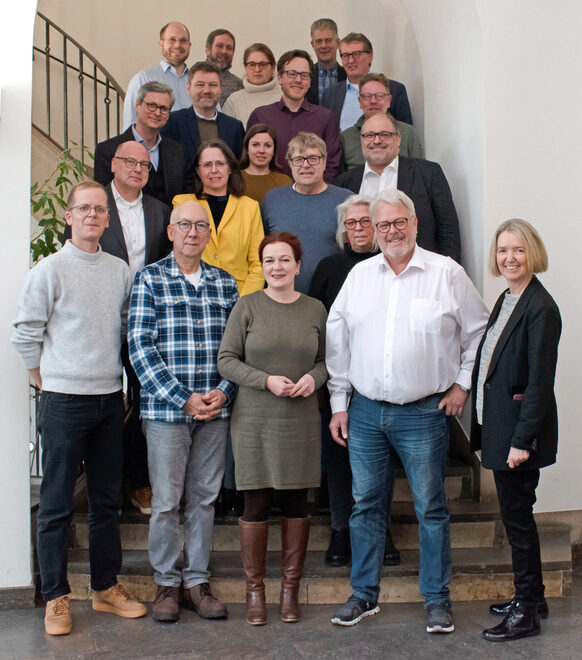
[426, 601, 454, 633]
[331, 595, 379, 626]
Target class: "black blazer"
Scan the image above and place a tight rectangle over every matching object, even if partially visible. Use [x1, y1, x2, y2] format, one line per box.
[93, 127, 191, 208]
[470, 276, 561, 470]
[306, 62, 347, 105]
[161, 107, 245, 163]
[65, 184, 171, 266]
[333, 157, 461, 263]
[321, 78, 413, 125]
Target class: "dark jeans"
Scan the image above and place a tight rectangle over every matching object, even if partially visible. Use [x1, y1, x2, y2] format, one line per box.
[37, 390, 124, 601]
[493, 468, 544, 605]
[122, 342, 150, 490]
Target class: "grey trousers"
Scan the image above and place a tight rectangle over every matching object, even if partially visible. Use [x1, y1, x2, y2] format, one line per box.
[143, 418, 228, 588]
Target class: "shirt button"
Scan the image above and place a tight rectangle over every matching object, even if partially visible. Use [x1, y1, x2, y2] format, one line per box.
[197, 320, 200, 325]
[198, 369, 203, 374]
[485, 384, 491, 389]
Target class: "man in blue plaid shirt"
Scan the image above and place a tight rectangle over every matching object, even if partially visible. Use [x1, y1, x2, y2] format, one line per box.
[128, 200, 238, 623]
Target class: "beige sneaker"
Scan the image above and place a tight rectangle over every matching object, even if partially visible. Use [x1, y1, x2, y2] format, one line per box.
[130, 487, 153, 515]
[92, 583, 147, 618]
[45, 594, 72, 635]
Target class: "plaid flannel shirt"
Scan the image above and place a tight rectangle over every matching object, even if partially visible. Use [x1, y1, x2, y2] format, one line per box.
[128, 253, 239, 423]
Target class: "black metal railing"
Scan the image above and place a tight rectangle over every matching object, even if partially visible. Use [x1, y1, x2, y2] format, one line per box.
[32, 11, 125, 164]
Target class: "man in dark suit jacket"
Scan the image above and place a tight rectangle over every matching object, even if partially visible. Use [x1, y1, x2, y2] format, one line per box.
[161, 61, 244, 163]
[321, 32, 413, 128]
[95, 81, 191, 208]
[334, 113, 461, 263]
[306, 17, 347, 104]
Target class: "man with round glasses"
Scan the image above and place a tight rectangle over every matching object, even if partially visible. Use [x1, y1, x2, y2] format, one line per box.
[326, 188, 488, 632]
[95, 81, 190, 208]
[334, 113, 461, 263]
[247, 49, 342, 182]
[128, 200, 238, 623]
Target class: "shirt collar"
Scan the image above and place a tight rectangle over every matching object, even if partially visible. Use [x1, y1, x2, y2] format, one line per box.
[131, 125, 162, 150]
[194, 108, 218, 121]
[111, 182, 143, 209]
[378, 244, 424, 275]
[363, 155, 399, 178]
[279, 98, 312, 114]
[160, 59, 189, 77]
[318, 62, 338, 75]
[346, 81, 359, 91]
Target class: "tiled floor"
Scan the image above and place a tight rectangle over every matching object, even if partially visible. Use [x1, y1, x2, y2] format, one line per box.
[1, 582, 581, 660]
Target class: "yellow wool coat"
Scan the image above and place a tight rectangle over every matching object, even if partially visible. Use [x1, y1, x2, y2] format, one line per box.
[172, 193, 265, 295]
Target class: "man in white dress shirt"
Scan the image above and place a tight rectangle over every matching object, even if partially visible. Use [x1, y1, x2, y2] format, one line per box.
[326, 189, 488, 632]
[124, 22, 192, 129]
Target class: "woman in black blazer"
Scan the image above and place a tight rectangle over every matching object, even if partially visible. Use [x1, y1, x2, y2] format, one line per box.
[470, 219, 561, 642]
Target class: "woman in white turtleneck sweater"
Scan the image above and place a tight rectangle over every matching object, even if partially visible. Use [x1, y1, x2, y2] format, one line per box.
[222, 43, 281, 128]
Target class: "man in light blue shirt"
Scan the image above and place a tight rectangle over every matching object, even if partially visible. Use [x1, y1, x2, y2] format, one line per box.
[124, 22, 191, 129]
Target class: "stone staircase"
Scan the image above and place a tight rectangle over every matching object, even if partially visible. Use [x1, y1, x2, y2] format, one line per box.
[65, 457, 573, 605]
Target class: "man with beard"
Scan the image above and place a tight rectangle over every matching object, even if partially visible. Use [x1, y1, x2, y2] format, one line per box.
[205, 29, 243, 106]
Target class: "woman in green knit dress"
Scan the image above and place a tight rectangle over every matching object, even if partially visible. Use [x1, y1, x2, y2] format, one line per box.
[218, 232, 327, 626]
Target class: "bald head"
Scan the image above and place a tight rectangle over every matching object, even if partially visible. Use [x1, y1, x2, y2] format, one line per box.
[168, 201, 212, 269]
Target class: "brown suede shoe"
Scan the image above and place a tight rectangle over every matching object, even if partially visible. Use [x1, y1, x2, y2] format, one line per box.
[92, 583, 147, 618]
[45, 594, 72, 635]
[152, 585, 180, 622]
[183, 583, 228, 619]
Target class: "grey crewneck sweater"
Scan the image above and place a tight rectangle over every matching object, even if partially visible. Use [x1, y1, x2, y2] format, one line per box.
[12, 240, 131, 394]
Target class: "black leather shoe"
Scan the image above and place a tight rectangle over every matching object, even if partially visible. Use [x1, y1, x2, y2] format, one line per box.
[482, 601, 540, 642]
[325, 528, 350, 566]
[383, 530, 400, 566]
[489, 597, 548, 619]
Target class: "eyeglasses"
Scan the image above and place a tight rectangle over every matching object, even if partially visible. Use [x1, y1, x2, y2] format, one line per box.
[282, 69, 311, 81]
[375, 218, 409, 233]
[68, 204, 109, 216]
[361, 131, 399, 143]
[344, 217, 372, 229]
[198, 160, 229, 170]
[246, 61, 271, 70]
[114, 156, 152, 171]
[288, 155, 324, 167]
[359, 92, 389, 101]
[172, 220, 211, 233]
[162, 37, 190, 45]
[142, 101, 171, 115]
[339, 50, 371, 62]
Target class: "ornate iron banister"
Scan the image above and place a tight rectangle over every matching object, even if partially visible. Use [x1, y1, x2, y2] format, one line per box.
[32, 11, 126, 164]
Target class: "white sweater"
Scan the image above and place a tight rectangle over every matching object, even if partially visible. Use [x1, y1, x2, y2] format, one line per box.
[222, 76, 282, 127]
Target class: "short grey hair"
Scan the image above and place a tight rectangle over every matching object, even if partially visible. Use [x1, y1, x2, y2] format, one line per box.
[370, 189, 416, 221]
[311, 18, 339, 37]
[137, 81, 175, 109]
[335, 194, 373, 247]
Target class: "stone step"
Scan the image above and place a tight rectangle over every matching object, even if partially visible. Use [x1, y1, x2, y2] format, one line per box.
[66, 528, 572, 604]
[73, 508, 500, 553]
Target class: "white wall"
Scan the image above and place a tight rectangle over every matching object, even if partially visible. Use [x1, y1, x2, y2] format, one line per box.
[0, 0, 37, 589]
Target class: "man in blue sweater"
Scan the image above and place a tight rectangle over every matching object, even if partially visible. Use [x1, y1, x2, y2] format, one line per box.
[261, 132, 351, 293]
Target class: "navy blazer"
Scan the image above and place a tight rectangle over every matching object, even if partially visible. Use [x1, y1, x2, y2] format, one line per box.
[65, 184, 171, 266]
[321, 78, 413, 125]
[93, 127, 191, 208]
[470, 277, 561, 470]
[306, 62, 347, 105]
[161, 107, 245, 163]
[333, 157, 461, 263]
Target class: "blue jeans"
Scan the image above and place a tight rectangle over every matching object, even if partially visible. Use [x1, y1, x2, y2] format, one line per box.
[144, 418, 228, 588]
[37, 390, 124, 601]
[348, 391, 451, 606]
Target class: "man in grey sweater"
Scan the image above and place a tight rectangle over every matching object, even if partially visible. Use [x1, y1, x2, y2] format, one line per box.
[12, 181, 146, 636]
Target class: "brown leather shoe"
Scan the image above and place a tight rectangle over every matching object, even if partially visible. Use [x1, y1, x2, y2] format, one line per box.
[239, 518, 269, 625]
[130, 487, 153, 515]
[45, 594, 72, 635]
[280, 516, 310, 623]
[152, 585, 180, 622]
[92, 583, 146, 618]
[183, 583, 228, 619]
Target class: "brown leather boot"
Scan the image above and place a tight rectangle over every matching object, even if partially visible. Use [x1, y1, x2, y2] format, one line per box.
[280, 516, 310, 623]
[239, 518, 269, 625]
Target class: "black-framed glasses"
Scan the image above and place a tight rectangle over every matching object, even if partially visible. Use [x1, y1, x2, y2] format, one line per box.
[375, 218, 409, 233]
[359, 92, 389, 101]
[288, 155, 324, 167]
[246, 61, 271, 70]
[113, 156, 152, 171]
[339, 50, 371, 62]
[344, 217, 372, 229]
[282, 69, 311, 81]
[68, 204, 109, 216]
[142, 101, 171, 115]
[360, 131, 399, 143]
[172, 220, 211, 233]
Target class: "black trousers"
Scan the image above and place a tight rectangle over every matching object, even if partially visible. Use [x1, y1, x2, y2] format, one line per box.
[493, 468, 544, 605]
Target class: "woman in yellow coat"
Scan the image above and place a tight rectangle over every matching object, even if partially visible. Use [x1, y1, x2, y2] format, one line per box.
[173, 139, 265, 295]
